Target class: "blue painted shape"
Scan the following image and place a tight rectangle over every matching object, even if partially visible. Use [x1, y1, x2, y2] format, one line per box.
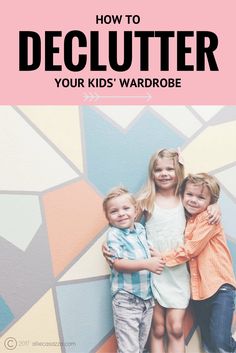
[220, 191, 236, 241]
[82, 107, 185, 195]
[227, 239, 236, 276]
[56, 278, 113, 353]
[0, 296, 14, 331]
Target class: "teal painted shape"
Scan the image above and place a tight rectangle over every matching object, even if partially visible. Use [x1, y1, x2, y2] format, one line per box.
[82, 107, 185, 195]
[0, 296, 14, 331]
[0, 195, 42, 251]
[220, 191, 236, 241]
[56, 279, 113, 353]
[227, 239, 236, 276]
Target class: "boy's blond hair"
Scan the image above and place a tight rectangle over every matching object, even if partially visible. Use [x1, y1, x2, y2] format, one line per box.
[103, 186, 136, 216]
[180, 173, 220, 204]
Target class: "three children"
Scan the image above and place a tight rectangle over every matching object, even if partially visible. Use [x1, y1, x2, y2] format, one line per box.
[103, 152, 235, 353]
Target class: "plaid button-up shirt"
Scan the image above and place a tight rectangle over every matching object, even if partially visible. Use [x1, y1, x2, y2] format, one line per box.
[106, 222, 153, 300]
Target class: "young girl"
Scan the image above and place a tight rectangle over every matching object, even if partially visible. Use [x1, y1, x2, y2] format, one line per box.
[162, 173, 236, 353]
[137, 149, 190, 353]
[137, 149, 220, 353]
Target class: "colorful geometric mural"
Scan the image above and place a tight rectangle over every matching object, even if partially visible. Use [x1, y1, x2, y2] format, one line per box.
[0, 105, 235, 353]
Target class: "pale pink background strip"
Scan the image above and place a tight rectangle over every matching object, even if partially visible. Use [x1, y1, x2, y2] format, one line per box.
[1, 0, 235, 104]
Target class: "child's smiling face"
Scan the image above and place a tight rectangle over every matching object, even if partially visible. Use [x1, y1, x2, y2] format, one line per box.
[105, 194, 137, 230]
[152, 157, 177, 191]
[183, 182, 211, 216]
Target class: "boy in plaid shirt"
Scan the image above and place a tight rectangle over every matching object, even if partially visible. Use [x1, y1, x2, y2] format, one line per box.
[103, 187, 165, 353]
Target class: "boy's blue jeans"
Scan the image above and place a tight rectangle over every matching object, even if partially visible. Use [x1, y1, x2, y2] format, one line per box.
[192, 284, 236, 353]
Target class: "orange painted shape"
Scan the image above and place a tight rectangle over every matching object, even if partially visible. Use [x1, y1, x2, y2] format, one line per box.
[96, 334, 117, 353]
[43, 180, 106, 277]
[184, 306, 195, 339]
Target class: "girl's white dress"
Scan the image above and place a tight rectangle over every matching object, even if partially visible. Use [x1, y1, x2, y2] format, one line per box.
[145, 202, 190, 308]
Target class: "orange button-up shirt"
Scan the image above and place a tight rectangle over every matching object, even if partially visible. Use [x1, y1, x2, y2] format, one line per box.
[164, 210, 236, 300]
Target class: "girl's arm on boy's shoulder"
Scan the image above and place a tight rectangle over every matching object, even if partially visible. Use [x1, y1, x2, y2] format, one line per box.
[163, 212, 220, 267]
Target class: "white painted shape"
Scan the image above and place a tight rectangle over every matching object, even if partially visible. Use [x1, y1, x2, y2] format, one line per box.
[215, 166, 236, 198]
[192, 105, 224, 121]
[0, 107, 78, 191]
[95, 106, 145, 128]
[0, 194, 41, 251]
[151, 106, 202, 137]
[18, 106, 84, 172]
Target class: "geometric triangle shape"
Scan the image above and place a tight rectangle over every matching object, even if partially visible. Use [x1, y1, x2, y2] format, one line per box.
[191, 105, 224, 121]
[43, 180, 107, 277]
[0, 296, 14, 332]
[0, 106, 78, 192]
[216, 165, 236, 198]
[59, 231, 110, 282]
[151, 105, 202, 137]
[56, 279, 113, 353]
[0, 195, 41, 251]
[95, 333, 117, 353]
[18, 106, 84, 172]
[0, 228, 54, 322]
[95, 105, 145, 129]
[83, 107, 185, 195]
[186, 328, 204, 353]
[182, 121, 236, 174]
[0, 290, 61, 353]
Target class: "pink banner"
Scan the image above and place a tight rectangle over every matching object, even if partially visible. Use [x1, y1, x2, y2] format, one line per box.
[1, 0, 235, 104]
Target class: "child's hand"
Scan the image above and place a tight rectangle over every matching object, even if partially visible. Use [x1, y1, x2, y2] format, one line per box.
[207, 203, 221, 224]
[149, 246, 161, 258]
[146, 256, 165, 274]
[102, 242, 114, 267]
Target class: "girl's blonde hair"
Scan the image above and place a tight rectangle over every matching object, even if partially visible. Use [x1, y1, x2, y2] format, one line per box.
[180, 173, 220, 204]
[136, 148, 185, 218]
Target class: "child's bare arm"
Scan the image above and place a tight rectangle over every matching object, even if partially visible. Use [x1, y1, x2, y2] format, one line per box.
[113, 256, 165, 275]
[207, 203, 221, 224]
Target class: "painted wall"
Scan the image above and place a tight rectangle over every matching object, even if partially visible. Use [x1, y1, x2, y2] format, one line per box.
[0, 105, 235, 353]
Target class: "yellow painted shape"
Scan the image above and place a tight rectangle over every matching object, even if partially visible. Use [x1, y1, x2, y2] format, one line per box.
[182, 121, 236, 174]
[186, 328, 204, 353]
[59, 231, 110, 282]
[18, 106, 83, 172]
[0, 290, 62, 353]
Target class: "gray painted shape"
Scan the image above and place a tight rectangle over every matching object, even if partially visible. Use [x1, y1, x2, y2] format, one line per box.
[0, 225, 54, 325]
[209, 106, 236, 125]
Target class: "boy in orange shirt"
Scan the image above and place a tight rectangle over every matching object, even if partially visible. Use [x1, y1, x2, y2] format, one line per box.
[160, 173, 236, 353]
